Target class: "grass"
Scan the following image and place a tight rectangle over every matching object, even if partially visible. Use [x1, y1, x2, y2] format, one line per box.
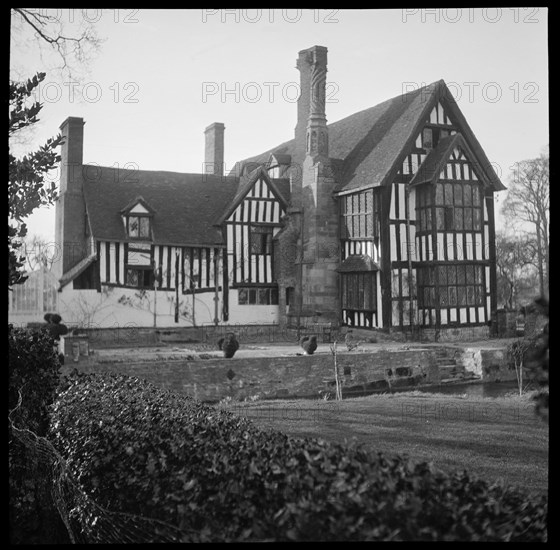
[219, 391, 548, 498]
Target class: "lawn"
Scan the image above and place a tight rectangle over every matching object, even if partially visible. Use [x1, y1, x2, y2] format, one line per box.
[219, 391, 548, 498]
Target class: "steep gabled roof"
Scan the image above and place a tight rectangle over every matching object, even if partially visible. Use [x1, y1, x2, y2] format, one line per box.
[268, 153, 292, 166]
[410, 133, 493, 187]
[82, 167, 240, 247]
[120, 195, 156, 215]
[215, 166, 290, 225]
[230, 80, 504, 194]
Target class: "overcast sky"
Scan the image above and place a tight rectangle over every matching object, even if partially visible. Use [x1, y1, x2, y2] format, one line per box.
[10, 8, 549, 244]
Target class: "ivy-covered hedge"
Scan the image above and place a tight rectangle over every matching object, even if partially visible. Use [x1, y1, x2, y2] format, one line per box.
[9, 325, 69, 544]
[49, 373, 548, 542]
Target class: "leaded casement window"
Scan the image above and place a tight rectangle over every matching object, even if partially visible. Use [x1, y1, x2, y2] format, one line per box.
[417, 264, 485, 308]
[417, 182, 482, 232]
[127, 215, 151, 239]
[125, 266, 154, 289]
[238, 286, 279, 305]
[340, 189, 380, 239]
[341, 272, 377, 312]
[249, 225, 273, 255]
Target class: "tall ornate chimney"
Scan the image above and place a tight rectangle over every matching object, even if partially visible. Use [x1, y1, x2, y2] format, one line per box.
[306, 46, 329, 158]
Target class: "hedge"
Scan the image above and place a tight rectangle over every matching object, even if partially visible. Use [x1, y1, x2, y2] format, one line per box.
[49, 372, 548, 542]
[9, 324, 69, 544]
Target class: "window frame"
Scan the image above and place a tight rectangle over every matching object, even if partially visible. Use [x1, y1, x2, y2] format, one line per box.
[237, 285, 279, 305]
[126, 214, 152, 240]
[341, 272, 377, 312]
[417, 264, 485, 308]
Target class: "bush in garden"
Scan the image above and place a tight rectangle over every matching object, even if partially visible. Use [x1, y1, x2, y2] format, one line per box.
[9, 324, 69, 544]
[49, 372, 548, 542]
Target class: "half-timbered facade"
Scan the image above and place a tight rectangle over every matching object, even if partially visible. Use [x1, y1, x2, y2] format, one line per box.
[53, 45, 504, 337]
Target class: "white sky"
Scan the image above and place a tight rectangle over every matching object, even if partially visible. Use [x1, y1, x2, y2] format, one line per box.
[10, 8, 549, 244]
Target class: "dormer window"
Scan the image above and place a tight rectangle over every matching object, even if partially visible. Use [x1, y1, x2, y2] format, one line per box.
[120, 195, 155, 241]
[127, 215, 151, 239]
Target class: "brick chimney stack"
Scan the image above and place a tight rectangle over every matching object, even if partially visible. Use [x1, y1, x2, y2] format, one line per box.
[204, 122, 225, 177]
[54, 117, 87, 278]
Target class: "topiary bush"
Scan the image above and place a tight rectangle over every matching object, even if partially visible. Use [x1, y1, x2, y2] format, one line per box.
[49, 372, 548, 542]
[9, 324, 69, 544]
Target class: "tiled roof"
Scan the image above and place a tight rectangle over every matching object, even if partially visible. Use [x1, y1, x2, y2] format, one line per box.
[59, 253, 97, 288]
[82, 166, 291, 247]
[83, 168, 239, 246]
[336, 255, 380, 272]
[230, 80, 505, 193]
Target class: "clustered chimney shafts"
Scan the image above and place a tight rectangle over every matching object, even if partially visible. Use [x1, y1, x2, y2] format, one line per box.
[306, 46, 329, 158]
[204, 122, 225, 177]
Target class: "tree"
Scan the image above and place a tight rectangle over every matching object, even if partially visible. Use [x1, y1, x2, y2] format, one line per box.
[502, 151, 549, 296]
[21, 234, 59, 273]
[10, 9, 102, 82]
[495, 231, 540, 309]
[9, 73, 63, 288]
[9, 9, 103, 287]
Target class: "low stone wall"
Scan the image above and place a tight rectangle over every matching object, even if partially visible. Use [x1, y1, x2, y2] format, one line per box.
[416, 325, 491, 343]
[455, 347, 516, 382]
[61, 348, 443, 402]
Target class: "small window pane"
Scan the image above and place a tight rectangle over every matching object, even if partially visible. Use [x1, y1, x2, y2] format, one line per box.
[473, 186, 481, 206]
[238, 288, 248, 304]
[248, 289, 257, 304]
[444, 206, 454, 230]
[455, 208, 463, 230]
[444, 184, 453, 205]
[448, 265, 456, 284]
[435, 184, 444, 204]
[457, 286, 466, 306]
[426, 208, 432, 231]
[454, 184, 463, 205]
[436, 207, 445, 230]
[457, 266, 466, 285]
[476, 266, 483, 285]
[128, 217, 139, 237]
[423, 128, 433, 149]
[463, 183, 472, 206]
[258, 288, 269, 305]
[449, 286, 457, 306]
[473, 209, 482, 230]
[139, 217, 150, 238]
[126, 269, 139, 286]
[467, 286, 476, 305]
[429, 287, 436, 306]
[464, 208, 473, 230]
[424, 287, 431, 307]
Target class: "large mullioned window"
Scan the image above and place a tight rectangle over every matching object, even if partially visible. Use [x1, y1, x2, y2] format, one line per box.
[340, 189, 380, 239]
[341, 273, 377, 312]
[417, 264, 484, 308]
[417, 182, 482, 232]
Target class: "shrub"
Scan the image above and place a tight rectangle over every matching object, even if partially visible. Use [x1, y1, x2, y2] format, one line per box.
[49, 373, 548, 542]
[9, 324, 69, 544]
